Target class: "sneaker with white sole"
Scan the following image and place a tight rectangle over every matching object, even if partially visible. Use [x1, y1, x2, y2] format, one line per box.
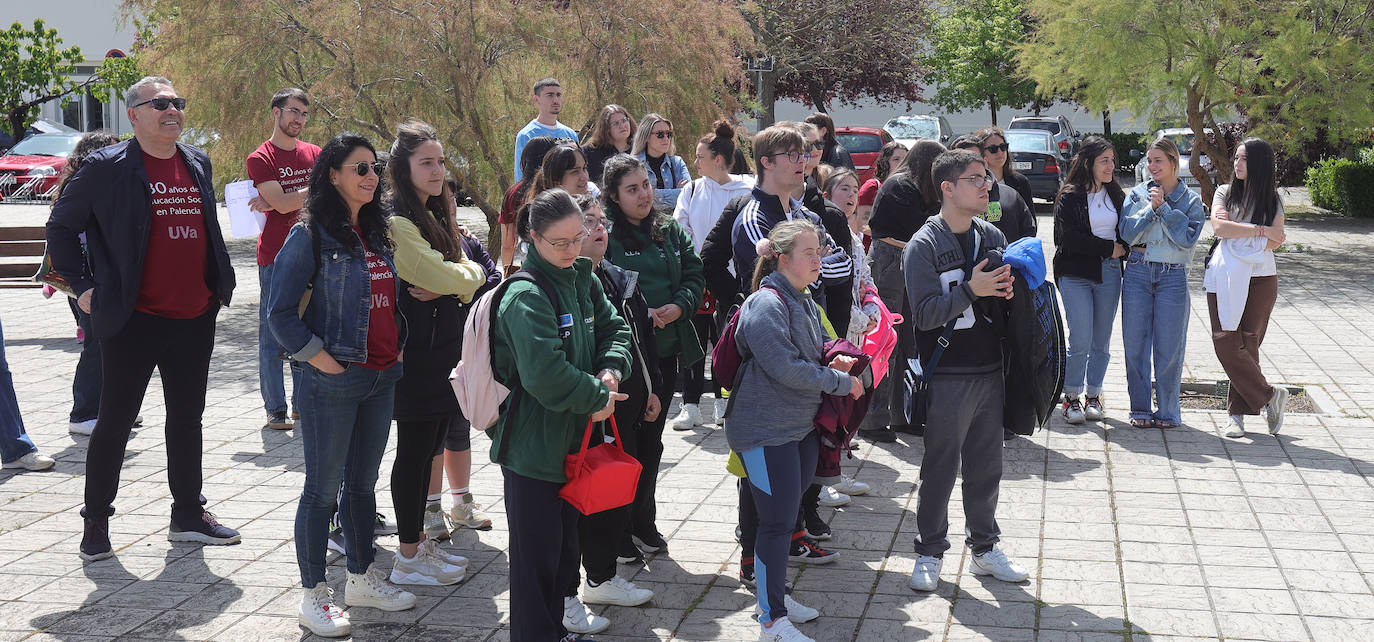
[299, 582, 351, 637]
[970, 548, 1029, 583]
[68, 419, 98, 436]
[449, 492, 493, 530]
[1265, 386, 1290, 435]
[1062, 397, 1085, 424]
[562, 596, 610, 634]
[423, 502, 451, 541]
[374, 512, 398, 536]
[754, 594, 818, 624]
[758, 615, 814, 642]
[1224, 414, 1246, 438]
[419, 539, 467, 569]
[909, 555, 942, 591]
[789, 537, 838, 564]
[2, 451, 55, 471]
[831, 475, 869, 496]
[817, 486, 850, 508]
[167, 510, 241, 545]
[1083, 396, 1105, 421]
[326, 527, 346, 555]
[389, 546, 464, 586]
[670, 403, 701, 431]
[346, 564, 416, 611]
[581, 575, 653, 606]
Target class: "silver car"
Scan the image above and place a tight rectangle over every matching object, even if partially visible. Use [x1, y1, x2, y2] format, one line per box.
[1134, 128, 1213, 189]
[884, 115, 954, 147]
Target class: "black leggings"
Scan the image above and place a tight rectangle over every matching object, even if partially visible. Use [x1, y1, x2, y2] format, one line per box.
[392, 416, 451, 544]
[631, 355, 678, 539]
[682, 314, 720, 404]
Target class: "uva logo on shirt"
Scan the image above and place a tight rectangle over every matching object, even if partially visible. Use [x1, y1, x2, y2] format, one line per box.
[365, 252, 395, 310]
[169, 225, 199, 239]
[371, 293, 390, 309]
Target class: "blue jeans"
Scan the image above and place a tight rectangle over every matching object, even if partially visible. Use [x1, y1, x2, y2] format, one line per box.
[294, 361, 401, 587]
[0, 314, 37, 463]
[1121, 252, 1189, 424]
[259, 264, 300, 415]
[1058, 258, 1123, 397]
[68, 298, 101, 422]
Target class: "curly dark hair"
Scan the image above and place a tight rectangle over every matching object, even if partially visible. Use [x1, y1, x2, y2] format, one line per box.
[600, 153, 670, 251]
[302, 132, 392, 257]
[52, 130, 120, 202]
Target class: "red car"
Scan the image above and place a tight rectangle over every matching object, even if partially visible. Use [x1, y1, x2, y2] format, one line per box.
[834, 126, 894, 184]
[0, 133, 84, 202]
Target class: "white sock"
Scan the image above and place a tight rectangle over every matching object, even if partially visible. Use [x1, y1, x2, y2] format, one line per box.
[449, 487, 469, 500]
[426, 493, 442, 503]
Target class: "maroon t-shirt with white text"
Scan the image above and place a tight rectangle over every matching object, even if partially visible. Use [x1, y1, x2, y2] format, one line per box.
[355, 226, 400, 370]
[246, 140, 321, 265]
[137, 150, 214, 318]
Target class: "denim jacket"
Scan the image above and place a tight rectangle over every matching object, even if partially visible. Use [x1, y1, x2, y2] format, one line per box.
[1118, 180, 1206, 265]
[267, 222, 407, 364]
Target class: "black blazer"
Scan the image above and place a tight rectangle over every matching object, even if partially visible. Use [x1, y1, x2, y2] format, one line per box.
[1052, 189, 1128, 284]
[46, 137, 235, 339]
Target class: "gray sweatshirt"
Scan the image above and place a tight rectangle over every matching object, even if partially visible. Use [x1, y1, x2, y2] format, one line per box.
[903, 215, 1008, 375]
[723, 271, 852, 453]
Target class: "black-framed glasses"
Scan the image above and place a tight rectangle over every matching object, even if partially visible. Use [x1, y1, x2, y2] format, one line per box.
[954, 174, 991, 188]
[281, 106, 309, 120]
[983, 143, 1009, 153]
[352, 161, 384, 176]
[767, 151, 815, 164]
[652, 130, 674, 139]
[132, 97, 187, 111]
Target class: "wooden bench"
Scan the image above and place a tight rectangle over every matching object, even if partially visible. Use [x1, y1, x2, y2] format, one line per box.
[0, 226, 45, 288]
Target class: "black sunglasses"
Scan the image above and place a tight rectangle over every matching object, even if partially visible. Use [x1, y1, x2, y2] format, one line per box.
[810, 141, 825, 151]
[132, 97, 187, 111]
[352, 161, 384, 176]
[983, 143, 1009, 153]
[652, 130, 674, 139]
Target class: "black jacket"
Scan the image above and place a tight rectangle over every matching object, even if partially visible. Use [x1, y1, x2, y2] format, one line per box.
[700, 192, 753, 308]
[1003, 171, 1034, 209]
[1052, 189, 1127, 284]
[597, 260, 662, 425]
[46, 137, 235, 339]
[822, 142, 854, 170]
[986, 179, 1037, 243]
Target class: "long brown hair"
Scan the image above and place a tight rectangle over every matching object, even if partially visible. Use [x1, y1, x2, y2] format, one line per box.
[874, 141, 906, 183]
[387, 120, 460, 261]
[585, 104, 635, 149]
[892, 139, 946, 209]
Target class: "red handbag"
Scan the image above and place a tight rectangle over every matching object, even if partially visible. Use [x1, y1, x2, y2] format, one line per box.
[559, 416, 643, 515]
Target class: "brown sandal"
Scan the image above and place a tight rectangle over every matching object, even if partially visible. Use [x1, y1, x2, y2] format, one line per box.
[1129, 418, 1153, 428]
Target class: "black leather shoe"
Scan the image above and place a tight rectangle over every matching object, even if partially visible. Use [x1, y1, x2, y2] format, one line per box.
[893, 424, 925, 436]
[80, 513, 113, 561]
[860, 427, 897, 443]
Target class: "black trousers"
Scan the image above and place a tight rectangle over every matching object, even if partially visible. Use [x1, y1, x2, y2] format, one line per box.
[682, 313, 720, 404]
[83, 309, 217, 519]
[631, 355, 678, 540]
[504, 467, 579, 641]
[392, 416, 451, 544]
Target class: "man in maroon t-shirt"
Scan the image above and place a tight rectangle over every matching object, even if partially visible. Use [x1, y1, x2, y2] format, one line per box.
[246, 88, 321, 430]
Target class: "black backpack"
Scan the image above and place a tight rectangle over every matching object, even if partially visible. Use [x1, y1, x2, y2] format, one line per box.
[1003, 274, 1066, 434]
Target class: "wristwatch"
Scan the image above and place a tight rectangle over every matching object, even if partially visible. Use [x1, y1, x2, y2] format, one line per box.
[601, 368, 624, 385]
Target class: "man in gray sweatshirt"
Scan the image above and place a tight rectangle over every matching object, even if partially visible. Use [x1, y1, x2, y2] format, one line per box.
[902, 150, 1030, 592]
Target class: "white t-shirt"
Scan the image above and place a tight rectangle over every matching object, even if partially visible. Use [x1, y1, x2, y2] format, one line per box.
[1088, 189, 1118, 240]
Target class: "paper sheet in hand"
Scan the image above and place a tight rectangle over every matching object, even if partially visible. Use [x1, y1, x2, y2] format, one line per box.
[225, 180, 266, 238]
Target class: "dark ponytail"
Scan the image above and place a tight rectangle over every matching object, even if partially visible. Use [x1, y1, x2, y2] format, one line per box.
[516, 187, 581, 245]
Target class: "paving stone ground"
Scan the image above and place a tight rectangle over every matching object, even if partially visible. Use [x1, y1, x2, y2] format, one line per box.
[2, 202, 1373, 641]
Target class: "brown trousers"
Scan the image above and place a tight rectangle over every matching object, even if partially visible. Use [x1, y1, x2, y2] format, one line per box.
[1206, 275, 1279, 415]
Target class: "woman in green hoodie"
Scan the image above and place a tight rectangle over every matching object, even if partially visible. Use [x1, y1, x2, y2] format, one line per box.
[600, 153, 705, 559]
[493, 188, 632, 642]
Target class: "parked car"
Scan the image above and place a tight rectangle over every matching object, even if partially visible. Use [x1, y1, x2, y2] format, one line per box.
[1004, 129, 1063, 202]
[1133, 127, 1213, 190]
[883, 115, 954, 147]
[1008, 116, 1080, 157]
[834, 126, 894, 184]
[0, 132, 84, 202]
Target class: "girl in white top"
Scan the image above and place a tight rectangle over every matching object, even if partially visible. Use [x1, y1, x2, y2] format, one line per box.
[823, 168, 880, 344]
[1206, 137, 1288, 438]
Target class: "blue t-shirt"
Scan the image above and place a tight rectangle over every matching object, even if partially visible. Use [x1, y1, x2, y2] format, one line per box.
[514, 119, 579, 181]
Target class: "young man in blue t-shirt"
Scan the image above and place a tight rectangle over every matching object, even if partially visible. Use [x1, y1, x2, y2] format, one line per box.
[514, 77, 579, 182]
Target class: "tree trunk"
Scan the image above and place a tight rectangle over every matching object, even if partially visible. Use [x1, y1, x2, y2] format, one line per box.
[1102, 111, 1112, 136]
[1184, 83, 1221, 207]
[989, 96, 998, 126]
[6, 111, 27, 143]
[758, 68, 778, 131]
[807, 80, 828, 114]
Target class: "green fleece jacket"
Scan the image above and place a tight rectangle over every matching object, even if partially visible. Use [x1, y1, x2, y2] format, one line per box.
[490, 250, 633, 482]
[605, 218, 705, 367]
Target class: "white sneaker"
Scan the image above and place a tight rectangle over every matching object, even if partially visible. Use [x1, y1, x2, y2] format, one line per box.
[831, 475, 869, 496]
[1224, 415, 1246, 438]
[754, 594, 818, 624]
[298, 582, 351, 638]
[1265, 386, 1290, 435]
[714, 396, 730, 423]
[908, 555, 942, 591]
[68, 419, 97, 436]
[1062, 397, 1086, 424]
[1083, 396, 1105, 422]
[758, 615, 814, 642]
[581, 575, 653, 606]
[670, 403, 701, 431]
[2, 452, 55, 471]
[449, 492, 493, 529]
[389, 547, 464, 586]
[346, 564, 417, 610]
[817, 486, 850, 508]
[423, 502, 451, 541]
[970, 548, 1029, 583]
[419, 538, 468, 569]
[562, 596, 610, 634]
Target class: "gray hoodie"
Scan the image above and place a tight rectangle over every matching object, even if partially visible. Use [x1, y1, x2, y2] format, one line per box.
[723, 271, 852, 453]
[903, 215, 1008, 375]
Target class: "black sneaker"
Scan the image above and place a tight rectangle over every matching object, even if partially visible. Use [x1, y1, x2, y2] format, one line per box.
[789, 536, 838, 564]
[893, 424, 925, 436]
[615, 539, 643, 565]
[80, 514, 113, 561]
[804, 514, 832, 541]
[740, 558, 755, 587]
[1003, 428, 1017, 442]
[632, 531, 667, 554]
[265, 411, 292, 430]
[859, 427, 897, 443]
[168, 510, 242, 545]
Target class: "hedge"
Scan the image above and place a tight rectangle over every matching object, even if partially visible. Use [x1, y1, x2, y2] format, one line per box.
[1305, 157, 1374, 217]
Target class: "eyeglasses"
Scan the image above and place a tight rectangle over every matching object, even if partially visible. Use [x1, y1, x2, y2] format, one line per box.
[610, 117, 630, 128]
[584, 216, 609, 231]
[652, 130, 674, 139]
[537, 230, 589, 250]
[983, 143, 1009, 153]
[282, 106, 309, 120]
[352, 161, 384, 176]
[809, 141, 825, 151]
[767, 151, 816, 164]
[132, 97, 187, 111]
[954, 174, 991, 188]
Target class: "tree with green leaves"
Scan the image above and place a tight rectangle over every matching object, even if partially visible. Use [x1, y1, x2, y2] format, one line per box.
[0, 19, 143, 141]
[1020, 0, 1374, 204]
[923, 0, 1037, 126]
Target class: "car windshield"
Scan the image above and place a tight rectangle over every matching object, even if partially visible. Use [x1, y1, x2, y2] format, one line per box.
[1011, 121, 1061, 134]
[1164, 133, 1196, 155]
[1006, 131, 1053, 154]
[6, 135, 79, 158]
[836, 133, 882, 154]
[884, 119, 939, 140]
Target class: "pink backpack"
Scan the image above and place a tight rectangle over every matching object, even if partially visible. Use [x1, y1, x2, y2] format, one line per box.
[859, 285, 903, 387]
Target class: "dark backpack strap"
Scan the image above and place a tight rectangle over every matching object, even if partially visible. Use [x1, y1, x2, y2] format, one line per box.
[721, 286, 783, 420]
[492, 268, 566, 465]
[921, 230, 980, 379]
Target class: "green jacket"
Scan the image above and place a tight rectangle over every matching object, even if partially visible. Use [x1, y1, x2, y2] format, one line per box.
[490, 251, 633, 482]
[605, 218, 705, 367]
